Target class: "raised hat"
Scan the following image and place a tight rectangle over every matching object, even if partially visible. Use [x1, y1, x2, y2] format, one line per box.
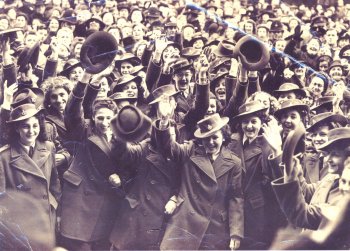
[17, 42, 40, 72]
[111, 105, 152, 142]
[149, 84, 180, 105]
[194, 113, 229, 139]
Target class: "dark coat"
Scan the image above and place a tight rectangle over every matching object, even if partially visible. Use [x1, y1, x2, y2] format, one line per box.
[228, 134, 285, 245]
[157, 127, 244, 250]
[60, 79, 123, 242]
[0, 140, 61, 229]
[109, 139, 180, 250]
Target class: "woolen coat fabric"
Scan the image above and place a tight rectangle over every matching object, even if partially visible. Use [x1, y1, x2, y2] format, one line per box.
[0, 140, 61, 229]
[109, 138, 180, 250]
[157, 127, 244, 250]
[228, 134, 286, 246]
[60, 80, 122, 242]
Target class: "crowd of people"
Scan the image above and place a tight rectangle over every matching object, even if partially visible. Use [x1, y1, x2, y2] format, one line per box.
[1, 0, 350, 250]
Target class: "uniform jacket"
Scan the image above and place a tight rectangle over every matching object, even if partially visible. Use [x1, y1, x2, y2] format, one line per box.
[0, 140, 61, 228]
[157, 127, 244, 250]
[109, 138, 180, 250]
[60, 79, 122, 242]
[228, 133, 285, 244]
[302, 152, 328, 184]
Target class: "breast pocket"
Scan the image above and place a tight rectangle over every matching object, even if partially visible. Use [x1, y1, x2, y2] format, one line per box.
[249, 196, 265, 210]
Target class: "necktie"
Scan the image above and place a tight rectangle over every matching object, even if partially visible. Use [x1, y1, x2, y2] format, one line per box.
[243, 140, 249, 149]
[28, 146, 34, 158]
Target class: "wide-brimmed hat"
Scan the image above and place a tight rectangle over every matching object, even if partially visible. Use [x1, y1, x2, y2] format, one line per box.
[17, 42, 40, 72]
[189, 33, 208, 47]
[0, 28, 22, 43]
[111, 105, 152, 142]
[328, 60, 343, 71]
[84, 16, 106, 30]
[214, 40, 236, 57]
[149, 84, 180, 105]
[210, 72, 228, 91]
[194, 113, 229, 139]
[7, 103, 44, 123]
[273, 83, 306, 98]
[171, 58, 192, 74]
[274, 99, 309, 119]
[59, 58, 81, 78]
[311, 96, 334, 114]
[110, 74, 142, 93]
[339, 44, 350, 59]
[181, 47, 201, 59]
[80, 31, 118, 74]
[115, 53, 141, 69]
[129, 65, 146, 75]
[209, 58, 231, 73]
[109, 92, 137, 102]
[307, 112, 348, 132]
[12, 88, 44, 109]
[232, 101, 268, 124]
[318, 128, 350, 152]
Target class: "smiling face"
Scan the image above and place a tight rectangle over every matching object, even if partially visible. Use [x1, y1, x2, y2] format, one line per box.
[97, 77, 110, 98]
[278, 91, 297, 104]
[50, 87, 69, 114]
[327, 146, 347, 174]
[202, 130, 224, 156]
[93, 107, 114, 136]
[340, 165, 350, 195]
[207, 98, 217, 116]
[280, 109, 302, 135]
[68, 66, 83, 82]
[306, 38, 320, 56]
[174, 69, 192, 92]
[121, 81, 138, 98]
[241, 115, 262, 141]
[309, 76, 325, 97]
[120, 61, 133, 75]
[329, 66, 343, 81]
[311, 125, 330, 150]
[214, 79, 226, 102]
[16, 116, 40, 146]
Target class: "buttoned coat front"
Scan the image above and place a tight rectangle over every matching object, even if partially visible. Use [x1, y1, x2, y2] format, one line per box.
[109, 139, 180, 250]
[157, 128, 244, 250]
[0, 140, 61, 229]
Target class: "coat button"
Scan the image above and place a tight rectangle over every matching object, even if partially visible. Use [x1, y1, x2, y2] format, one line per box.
[42, 195, 48, 199]
[89, 176, 94, 181]
[190, 211, 195, 215]
[150, 180, 156, 185]
[196, 179, 200, 183]
[146, 195, 151, 200]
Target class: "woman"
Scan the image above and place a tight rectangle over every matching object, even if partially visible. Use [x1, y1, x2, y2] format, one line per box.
[108, 105, 180, 250]
[60, 71, 123, 250]
[0, 103, 61, 248]
[158, 107, 244, 250]
[228, 100, 284, 248]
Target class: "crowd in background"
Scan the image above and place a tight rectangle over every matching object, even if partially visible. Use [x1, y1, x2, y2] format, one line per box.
[2, 0, 350, 250]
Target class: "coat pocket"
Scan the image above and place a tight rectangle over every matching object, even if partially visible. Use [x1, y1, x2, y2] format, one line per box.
[249, 196, 265, 210]
[63, 170, 83, 187]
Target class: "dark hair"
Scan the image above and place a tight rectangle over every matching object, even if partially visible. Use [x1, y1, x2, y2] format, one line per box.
[7, 112, 48, 145]
[41, 76, 73, 110]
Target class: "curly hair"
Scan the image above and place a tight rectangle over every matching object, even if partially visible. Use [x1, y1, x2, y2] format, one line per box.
[41, 76, 74, 109]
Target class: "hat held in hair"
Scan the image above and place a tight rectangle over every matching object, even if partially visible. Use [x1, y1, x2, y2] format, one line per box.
[111, 105, 152, 142]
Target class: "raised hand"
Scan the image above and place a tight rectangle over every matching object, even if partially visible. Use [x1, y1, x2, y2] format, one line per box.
[2, 81, 18, 109]
[109, 173, 122, 187]
[262, 116, 283, 157]
[230, 237, 241, 250]
[158, 94, 173, 121]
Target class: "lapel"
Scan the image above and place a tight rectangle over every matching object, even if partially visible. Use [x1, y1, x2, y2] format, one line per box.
[46, 114, 67, 132]
[176, 94, 190, 112]
[243, 137, 262, 161]
[311, 174, 338, 204]
[146, 145, 173, 181]
[190, 147, 217, 183]
[229, 133, 246, 172]
[213, 147, 234, 179]
[10, 142, 48, 180]
[87, 134, 111, 157]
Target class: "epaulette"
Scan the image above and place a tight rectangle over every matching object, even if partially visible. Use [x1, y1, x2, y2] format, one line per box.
[0, 144, 10, 153]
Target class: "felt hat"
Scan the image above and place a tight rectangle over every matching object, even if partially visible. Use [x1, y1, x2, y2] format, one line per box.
[232, 101, 268, 124]
[12, 88, 44, 109]
[111, 105, 152, 142]
[307, 112, 348, 132]
[115, 52, 141, 69]
[194, 113, 229, 138]
[59, 58, 81, 78]
[171, 58, 193, 74]
[149, 84, 180, 105]
[109, 91, 137, 102]
[274, 99, 309, 119]
[7, 103, 44, 123]
[318, 128, 350, 151]
[80, 31, 118, 74]
[311, 96, 334, 114]
[17, 42, 40, 72]
[273, 83, 306, 98]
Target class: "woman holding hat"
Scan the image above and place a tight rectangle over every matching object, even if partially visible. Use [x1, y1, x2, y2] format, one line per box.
[157, 102, 244, 250]
[59, 71, 124, 250]
[0, 103, 61, 237]
[228, 100, 285, 248]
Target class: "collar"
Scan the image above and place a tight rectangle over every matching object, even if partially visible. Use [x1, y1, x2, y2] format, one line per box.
[19, 142, 36, 154]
